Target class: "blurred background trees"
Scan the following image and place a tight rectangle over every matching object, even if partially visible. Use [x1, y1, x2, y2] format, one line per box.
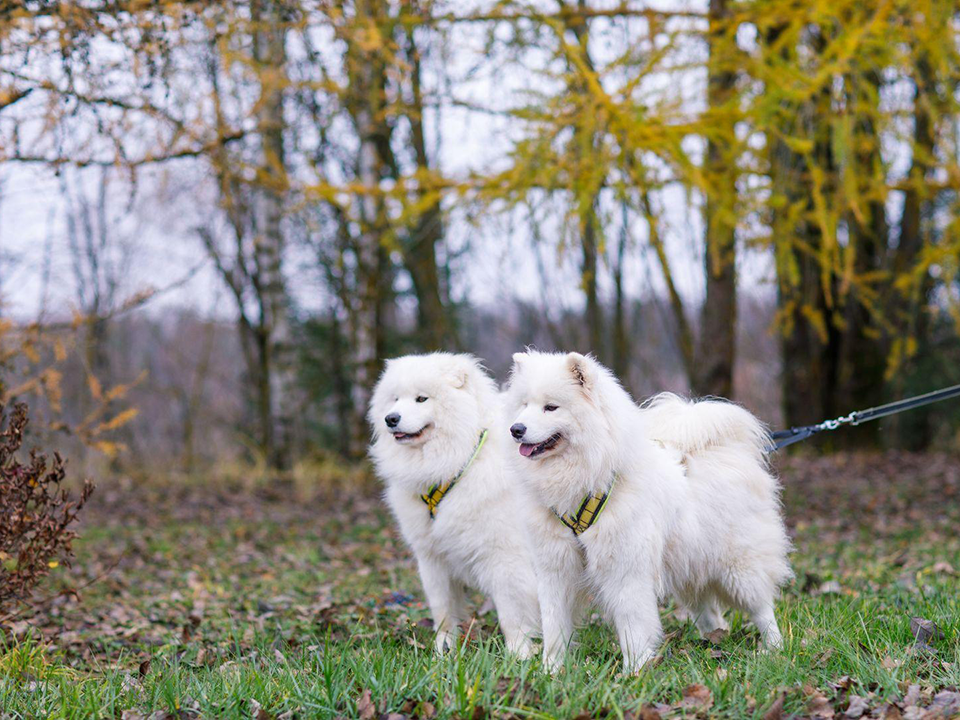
[1, 0, 958, 474]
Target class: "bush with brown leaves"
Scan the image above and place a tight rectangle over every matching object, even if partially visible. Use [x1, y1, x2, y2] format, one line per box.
[0, 402, 93, 617]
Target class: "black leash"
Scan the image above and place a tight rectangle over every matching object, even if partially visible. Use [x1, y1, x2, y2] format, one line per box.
[770, 382, 960, 450]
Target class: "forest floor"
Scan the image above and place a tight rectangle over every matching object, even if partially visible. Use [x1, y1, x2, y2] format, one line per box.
[1, 452, 959, 719]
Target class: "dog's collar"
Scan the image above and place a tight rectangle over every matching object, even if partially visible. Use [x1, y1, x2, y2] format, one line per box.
[552, 475, 617, 536]
[421, 429, 488, 519]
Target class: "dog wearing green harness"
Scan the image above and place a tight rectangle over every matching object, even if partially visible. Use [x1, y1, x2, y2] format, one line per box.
[506, 351, 791, 674]
[368, 352, 540, 657]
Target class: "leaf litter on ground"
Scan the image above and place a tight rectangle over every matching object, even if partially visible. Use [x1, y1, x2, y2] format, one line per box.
[1, 451, 959, 717]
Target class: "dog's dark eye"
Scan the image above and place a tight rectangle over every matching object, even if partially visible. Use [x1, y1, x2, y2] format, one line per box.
[544, 404, 558, 412]
[416, 395, 428, 403]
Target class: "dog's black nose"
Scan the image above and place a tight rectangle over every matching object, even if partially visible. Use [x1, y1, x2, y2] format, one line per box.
[385, 413, 401, 428]
[510, 423, 526, 440]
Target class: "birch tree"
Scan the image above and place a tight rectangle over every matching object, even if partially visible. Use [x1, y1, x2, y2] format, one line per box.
[191, 0, 298, 470]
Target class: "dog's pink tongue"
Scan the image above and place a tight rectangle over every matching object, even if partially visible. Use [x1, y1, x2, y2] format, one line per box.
[519, 443, 535, 457]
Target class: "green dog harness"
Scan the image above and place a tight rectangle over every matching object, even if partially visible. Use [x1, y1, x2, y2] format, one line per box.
[552, 475, 617, 535]
[420, 429, 488, 518]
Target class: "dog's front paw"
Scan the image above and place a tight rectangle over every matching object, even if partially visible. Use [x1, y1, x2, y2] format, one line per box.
[542, 652, 565, 675]
[623, 648, 659, 675]
[507, 637, 536, 660]
[434, 631, 456, 654]
[760, 628, 783, 651]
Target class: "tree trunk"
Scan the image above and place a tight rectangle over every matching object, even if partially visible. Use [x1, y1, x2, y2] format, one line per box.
[834, 69, 889, 448]
[405, 222, 450, 351]
[581, 211, 604, 360]
[612, 202, 630, 387]
[770, 27, 843, 431]
[695, 0, 737, 399]
[778, 246, 843, 429]
[252, 0, 294, 471]
[330, 311, 353, 459]
[567, 0, 604, 361]
[891, 55, 936, 449]
[346, 0, 389, 455]
[642, 188, 698, 385]
[404, 25, 454, 351]
[350, 135, 382, 455]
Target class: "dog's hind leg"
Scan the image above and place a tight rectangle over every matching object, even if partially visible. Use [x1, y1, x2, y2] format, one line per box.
[746, 599, 782, 649]
[719, 571, 783, 649]
[673, 603, 693, 623]
[693, 596, 729, 636]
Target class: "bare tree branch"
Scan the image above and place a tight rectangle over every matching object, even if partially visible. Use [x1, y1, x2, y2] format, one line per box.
[4, 132, 245, 169]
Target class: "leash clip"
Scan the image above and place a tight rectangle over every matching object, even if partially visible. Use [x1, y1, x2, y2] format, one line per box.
[819, 412, 856, 432]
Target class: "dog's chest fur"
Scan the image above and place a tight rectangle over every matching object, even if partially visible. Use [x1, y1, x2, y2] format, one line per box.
[384, 454, 526, 589]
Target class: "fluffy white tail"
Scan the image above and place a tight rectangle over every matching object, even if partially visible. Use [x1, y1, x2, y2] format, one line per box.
[642, 393, 771, 459]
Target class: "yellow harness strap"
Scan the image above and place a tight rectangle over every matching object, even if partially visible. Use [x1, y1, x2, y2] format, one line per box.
[421, 429, 488, 519]
[553, 475, 616, 536]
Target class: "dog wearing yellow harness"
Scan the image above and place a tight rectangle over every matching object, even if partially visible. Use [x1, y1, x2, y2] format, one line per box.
[368, 353, 540, 657]
[506, 351, 791, 674]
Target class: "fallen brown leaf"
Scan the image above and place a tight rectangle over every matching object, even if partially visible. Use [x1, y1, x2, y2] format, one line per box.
[928, 690, 960, 718]
[357, 689, 376, 720]
[831, 676, 854, 692]
[678, 684, 714, 712]
[903, 684, 922, 707]
[875, 704, 902, 720]
[762, 693, 785, 720]
[248, 698, 274, 720]
[816, 647, 836, 667]
[805, 686, 835, 719]
[844, 696, 870, 718]
[909, 617, 943, 651]
[638, 703, 662, 720]
[703, 628, 729, 645]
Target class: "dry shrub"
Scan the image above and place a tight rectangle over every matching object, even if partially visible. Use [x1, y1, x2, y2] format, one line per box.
[0, 403, 93, 617]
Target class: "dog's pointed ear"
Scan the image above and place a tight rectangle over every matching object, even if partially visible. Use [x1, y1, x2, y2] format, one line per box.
[566, 352, 596, 390]
[511, 352, 527, 370]
[445, 357, 470, 389]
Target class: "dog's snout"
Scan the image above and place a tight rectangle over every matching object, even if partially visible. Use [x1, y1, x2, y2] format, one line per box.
[385, 412, 401, 428]
[510, 423, 526, 440]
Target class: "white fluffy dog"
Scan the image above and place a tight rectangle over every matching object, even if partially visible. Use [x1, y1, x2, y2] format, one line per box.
[368, 353, 540, 656]
[505, 350, 791, 673]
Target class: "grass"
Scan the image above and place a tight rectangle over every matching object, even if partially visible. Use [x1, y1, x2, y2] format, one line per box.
[1, 452, 959, 718]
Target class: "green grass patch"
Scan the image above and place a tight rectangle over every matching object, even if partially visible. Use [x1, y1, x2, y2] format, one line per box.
[1, 453, 959, 718]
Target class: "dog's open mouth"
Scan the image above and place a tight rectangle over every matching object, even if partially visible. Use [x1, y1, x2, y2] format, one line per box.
[393, 425, 430, 443]
[519, 433, 562, 458]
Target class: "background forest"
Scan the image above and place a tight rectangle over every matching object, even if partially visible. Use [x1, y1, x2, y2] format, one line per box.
[3, 4, 960, 718]
[2, 0, 960, 474]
